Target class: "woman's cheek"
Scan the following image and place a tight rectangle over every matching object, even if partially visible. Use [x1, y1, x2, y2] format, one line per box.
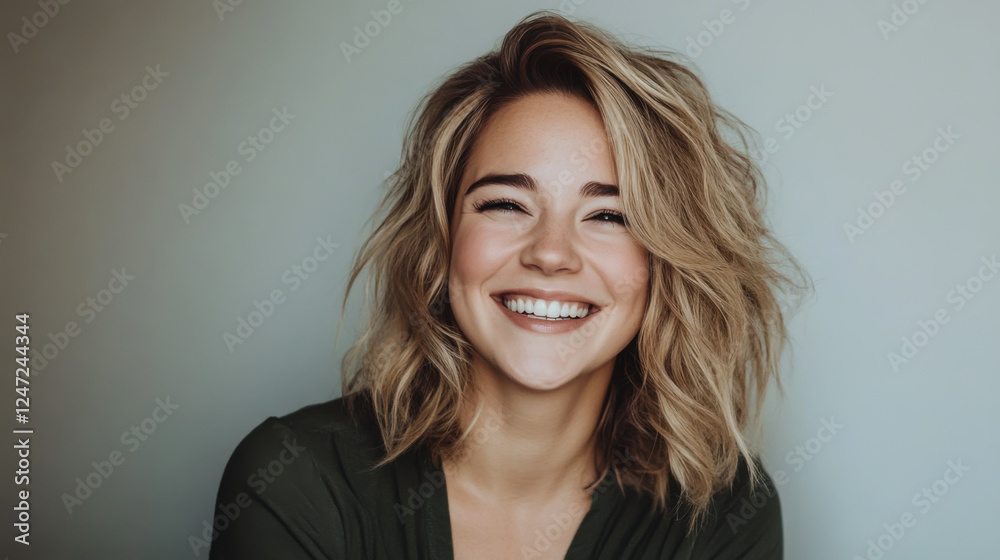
[605, 248, 649, 305]
[457, 227, 516, 269]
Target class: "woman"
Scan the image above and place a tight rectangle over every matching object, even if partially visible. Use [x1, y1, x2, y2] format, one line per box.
[209, 10, 805, 559]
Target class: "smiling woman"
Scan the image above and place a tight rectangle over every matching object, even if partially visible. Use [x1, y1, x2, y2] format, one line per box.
[209, 10, 806, 560]
[448, 92, 649, 397]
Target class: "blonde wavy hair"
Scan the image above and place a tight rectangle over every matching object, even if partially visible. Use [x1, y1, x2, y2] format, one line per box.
[338, 10, 808, 531]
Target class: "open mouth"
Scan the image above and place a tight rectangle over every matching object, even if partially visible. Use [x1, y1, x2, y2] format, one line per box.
[496, 293, 599, 321]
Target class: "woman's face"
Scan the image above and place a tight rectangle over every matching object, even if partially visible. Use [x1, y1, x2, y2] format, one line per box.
[448, 92, 649, 392]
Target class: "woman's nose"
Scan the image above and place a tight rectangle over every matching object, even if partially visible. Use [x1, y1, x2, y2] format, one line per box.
[519, 215, 582, 275]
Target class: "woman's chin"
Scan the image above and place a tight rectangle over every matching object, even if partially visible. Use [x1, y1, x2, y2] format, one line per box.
[501, 362, 583, 392]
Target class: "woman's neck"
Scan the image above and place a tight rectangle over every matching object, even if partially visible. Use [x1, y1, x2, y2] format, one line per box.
[441, 355, 615, 506]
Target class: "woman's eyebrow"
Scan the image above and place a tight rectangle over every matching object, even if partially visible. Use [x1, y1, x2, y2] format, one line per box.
[465, 172, 619, 198]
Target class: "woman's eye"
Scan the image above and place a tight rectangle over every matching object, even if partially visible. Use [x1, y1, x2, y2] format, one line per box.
[473, 199, 626, 226]
[590, 211, 626, 226]
[473, 198, 524, 214]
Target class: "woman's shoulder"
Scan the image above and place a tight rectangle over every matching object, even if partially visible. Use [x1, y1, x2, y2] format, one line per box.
[271, 393, 377, 437]
[603, 454, 782, 559]
[224, 392, 385, 473]
[207, 394, 389, 558]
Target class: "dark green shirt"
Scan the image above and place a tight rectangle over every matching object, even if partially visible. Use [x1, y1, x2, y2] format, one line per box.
[207, 397, 782, 559]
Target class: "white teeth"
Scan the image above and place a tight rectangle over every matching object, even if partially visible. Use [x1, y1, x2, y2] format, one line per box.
[533, 301, 548, 317]
[501, 295, 592, 319]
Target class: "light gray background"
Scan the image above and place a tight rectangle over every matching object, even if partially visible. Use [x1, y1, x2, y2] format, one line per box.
[2, 0, 997, 558]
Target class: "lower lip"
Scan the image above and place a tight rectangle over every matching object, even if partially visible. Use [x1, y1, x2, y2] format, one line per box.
[493, 297, 600, 334]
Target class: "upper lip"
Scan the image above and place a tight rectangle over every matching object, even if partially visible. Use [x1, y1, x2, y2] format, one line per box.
[492, 288, 600, 311]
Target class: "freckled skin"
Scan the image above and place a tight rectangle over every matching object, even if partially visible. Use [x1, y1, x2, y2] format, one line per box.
[449, 92, 649, 393]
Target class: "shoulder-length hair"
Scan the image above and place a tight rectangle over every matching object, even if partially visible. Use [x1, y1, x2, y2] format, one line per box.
[339, 10, 807, 530]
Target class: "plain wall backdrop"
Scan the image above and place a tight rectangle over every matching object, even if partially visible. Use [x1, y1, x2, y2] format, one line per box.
[2, 0, 998, 557]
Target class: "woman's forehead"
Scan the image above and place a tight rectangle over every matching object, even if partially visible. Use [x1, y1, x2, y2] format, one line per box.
[460, 94, 615, 193]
